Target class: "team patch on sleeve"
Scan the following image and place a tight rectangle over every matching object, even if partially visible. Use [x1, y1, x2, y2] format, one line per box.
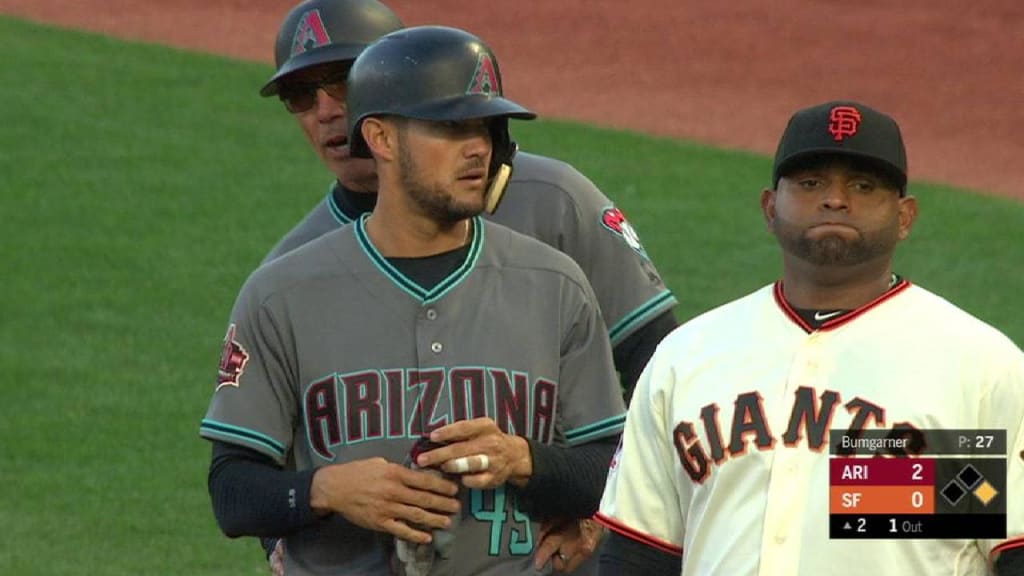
[600, 206, 649, 258]
[217, 323, 249, 390]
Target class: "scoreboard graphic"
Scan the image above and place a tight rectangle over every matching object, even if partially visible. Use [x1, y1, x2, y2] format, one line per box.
[829, 429, 1007, 539]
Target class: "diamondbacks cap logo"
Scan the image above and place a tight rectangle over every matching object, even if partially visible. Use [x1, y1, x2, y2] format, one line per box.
[466, 52, 501, 96]
[828, 106, 862, 141]
[601, 206, 648, 258]
[290, 9, 332, 57]
[217, 324, 249, 390]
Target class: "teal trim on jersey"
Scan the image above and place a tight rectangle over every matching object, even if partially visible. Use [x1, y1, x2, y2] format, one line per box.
[326, 183, 355, 225]
[565, 413, 626, 446]
[354, 214, 484, 304]
[199, 419, 286, 457]
[608, 290, 678, 345]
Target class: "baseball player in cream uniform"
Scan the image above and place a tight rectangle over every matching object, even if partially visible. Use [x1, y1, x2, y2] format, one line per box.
[595, 101, 1024, 576]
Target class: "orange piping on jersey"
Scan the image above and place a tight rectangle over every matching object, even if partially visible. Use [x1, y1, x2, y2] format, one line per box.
[594, 512, 683, 556]
[773, 279, 912, 334]
[992, 535, 1024, 557]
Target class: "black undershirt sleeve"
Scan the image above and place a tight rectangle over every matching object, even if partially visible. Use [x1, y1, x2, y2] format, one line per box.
[598, 531, 681, 575]
[207, 441, 319, 538]
[515, 435, 618, 520]
[996, 547, 1024, 576]
[612, 310, 678, 404]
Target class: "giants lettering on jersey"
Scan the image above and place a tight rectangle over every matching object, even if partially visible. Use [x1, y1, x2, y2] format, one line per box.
[673, 386, 923, 483]
[304, 367, 557, 459]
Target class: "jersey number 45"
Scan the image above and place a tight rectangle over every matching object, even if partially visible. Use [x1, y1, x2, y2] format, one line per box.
[471, 486, 533, 556]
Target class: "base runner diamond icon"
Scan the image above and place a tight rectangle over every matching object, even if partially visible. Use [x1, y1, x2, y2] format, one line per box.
[973, 481, 999, 506]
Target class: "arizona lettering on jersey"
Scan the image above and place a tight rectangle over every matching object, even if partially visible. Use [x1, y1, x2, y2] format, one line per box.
[598, 282, 1024, 576]
[202, 217, 626, 576]
[302, 366, 560, 459]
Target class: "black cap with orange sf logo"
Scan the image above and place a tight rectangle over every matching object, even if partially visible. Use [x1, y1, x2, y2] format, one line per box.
[772, 101, 908, 194]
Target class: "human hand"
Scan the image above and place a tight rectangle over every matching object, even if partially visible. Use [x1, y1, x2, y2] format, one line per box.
[268, 539, 284, 576]
[534, 517, 604, 573]
[310, 457, 461, 544]
[414, 418, 532, 489]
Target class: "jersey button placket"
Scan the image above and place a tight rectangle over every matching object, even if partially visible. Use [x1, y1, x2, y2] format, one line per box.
[756, 335, 827, 576]
[417, 306, 444, 365]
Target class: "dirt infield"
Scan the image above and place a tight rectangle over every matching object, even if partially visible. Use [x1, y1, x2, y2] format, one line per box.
[3, 0, 1021, 200]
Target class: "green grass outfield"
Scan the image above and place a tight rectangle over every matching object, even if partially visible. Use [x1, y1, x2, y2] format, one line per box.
[1, 16, 1021, 575]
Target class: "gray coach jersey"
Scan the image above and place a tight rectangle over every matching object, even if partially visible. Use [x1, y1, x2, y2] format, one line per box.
[263, 152, 677, 346]
[202, 216, 627, 576]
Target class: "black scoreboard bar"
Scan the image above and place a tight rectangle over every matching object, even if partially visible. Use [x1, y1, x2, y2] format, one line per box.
[831, 514, 1006, 539]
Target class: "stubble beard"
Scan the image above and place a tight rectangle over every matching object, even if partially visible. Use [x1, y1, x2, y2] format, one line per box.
[773, 219, 896, 267]
[398, 140, 484, 225]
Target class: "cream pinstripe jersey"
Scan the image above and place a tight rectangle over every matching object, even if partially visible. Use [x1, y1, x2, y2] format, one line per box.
[597, 281, 1024, 576]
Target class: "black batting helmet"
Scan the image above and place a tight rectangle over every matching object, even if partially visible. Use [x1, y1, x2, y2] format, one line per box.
[346, 26, 535, 211]
[260, 0, 403, 97]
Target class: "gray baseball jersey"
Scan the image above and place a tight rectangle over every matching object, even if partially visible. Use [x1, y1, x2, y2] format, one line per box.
[263, 152, 677, 347]
[201, 216, 627, 576]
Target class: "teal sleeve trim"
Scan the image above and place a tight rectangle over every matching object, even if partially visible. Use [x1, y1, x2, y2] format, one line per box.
[565, 413, 627, 446]
[608, 291, 678, 345]
[199, 419, 286, 458]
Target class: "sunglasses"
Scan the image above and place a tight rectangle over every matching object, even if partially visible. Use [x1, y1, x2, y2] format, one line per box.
[278, 71, 348, 114]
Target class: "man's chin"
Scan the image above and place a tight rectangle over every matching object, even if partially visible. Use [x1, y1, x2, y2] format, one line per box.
[437, 201, 485, 224]
[801, 242, 879, 267]
[444, 208, 484, 223]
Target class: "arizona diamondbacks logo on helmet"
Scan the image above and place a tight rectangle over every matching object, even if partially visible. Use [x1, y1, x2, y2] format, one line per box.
[290, 9, 332, 56]
[466, 52, 501, 96]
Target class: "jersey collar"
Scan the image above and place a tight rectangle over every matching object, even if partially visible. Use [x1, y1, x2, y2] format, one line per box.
[353, 213, 484, 304]
[326, 182, 354, 225]
[773, 278, 911, 333]
[327, 181, 378, 225]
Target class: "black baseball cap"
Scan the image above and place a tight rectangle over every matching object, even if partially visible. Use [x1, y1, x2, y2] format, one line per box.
[772, 101, 908, 193]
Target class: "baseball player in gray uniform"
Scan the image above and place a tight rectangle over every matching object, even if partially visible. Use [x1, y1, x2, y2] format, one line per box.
[252, 1, 678, 573]
[202, 25, 628, 576]
[260, 0, 677, 397]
